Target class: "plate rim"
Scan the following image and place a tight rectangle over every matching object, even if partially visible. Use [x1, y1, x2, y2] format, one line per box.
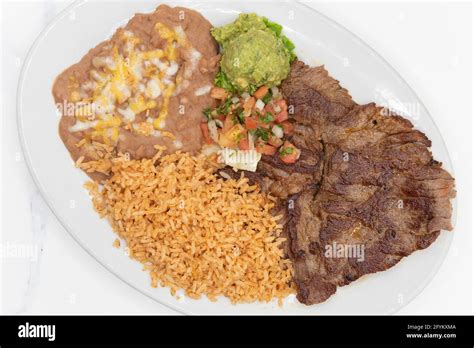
[16, 0, 456, 314]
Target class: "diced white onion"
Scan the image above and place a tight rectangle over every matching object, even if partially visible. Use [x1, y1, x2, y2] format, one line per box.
[201, 144, 221, 156]
[207, 120, 219, 143]
[92, 56, 115, 70]
[90, 70, 105, 82]
[116, 83, 131, 102]
[145, 78, 162, 99]
[231, 97, 240, 104]
[166, 61, 179, 76]
[255, 99, 265, 111]
[194, 85, 212, 96]
[271, 86, 279, 96]
[82, 81, 96, 91]
[69, 120, 98, 132]
[241, 92, 250, 101]
[173, 139, 183, 149]
[174, 80, 190, 95]
[272, 125, 284, 138]
[274, 104, 282, 113]
[184, 48, 202, 78]
[118, 107, 136, 122]
[174, 26, 186, 40]
[219, 171, 232, 180]
[131, 61, 143, 80]
[152, 58, 167, 70]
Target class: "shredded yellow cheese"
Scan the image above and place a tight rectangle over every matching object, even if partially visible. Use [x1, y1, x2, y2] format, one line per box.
[68, 22, 194, 144]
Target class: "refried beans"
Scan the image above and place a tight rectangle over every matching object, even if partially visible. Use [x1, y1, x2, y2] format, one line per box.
[53, 5, 219, 180]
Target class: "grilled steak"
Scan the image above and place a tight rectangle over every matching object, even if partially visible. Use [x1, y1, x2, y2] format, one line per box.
[224, 60, 455, 305]
[281, 61, 455, 305]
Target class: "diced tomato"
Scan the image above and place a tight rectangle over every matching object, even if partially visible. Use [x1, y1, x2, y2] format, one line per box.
[243, 96, 256, 112]
[210, 87, 228, 100]
[276, 99, 288, 110]
[268, 135, 283, 148]
[272, 99, 288, 123]
[275, 110, 288, 123]
[254, 86, 269, 99]
[215, 114, 226, 122]
[280, 121, 294, 135]
[275, 106, 288, 122]
[244, 117, 258, 130]
[256, 119, 272, 129]
[200, 122, 213, 144]
[256, 142, 277, 156]
[279, 141, 301, 164]
[280, 151, 300, 163]
[264, 102, 276, 115]
[238, 137, 250, 151]
[264, 145, 277, 156]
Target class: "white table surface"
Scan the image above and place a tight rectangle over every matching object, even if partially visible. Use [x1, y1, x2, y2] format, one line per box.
[1, 0, 472, 315]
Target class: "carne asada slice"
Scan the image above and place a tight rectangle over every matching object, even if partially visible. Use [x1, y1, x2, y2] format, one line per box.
[281, 61, 455, 305]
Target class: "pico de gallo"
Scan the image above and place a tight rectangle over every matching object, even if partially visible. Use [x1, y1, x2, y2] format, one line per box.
[201, 84, 301, 165]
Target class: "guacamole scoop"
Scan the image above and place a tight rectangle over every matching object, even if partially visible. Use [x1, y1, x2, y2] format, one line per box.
[211, 14, 295, 93]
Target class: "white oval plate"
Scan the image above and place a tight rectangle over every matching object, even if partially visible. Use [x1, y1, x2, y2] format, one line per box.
[18, 0, 456, 314]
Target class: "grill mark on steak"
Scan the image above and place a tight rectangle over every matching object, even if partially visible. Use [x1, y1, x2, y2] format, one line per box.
[223, 60, 455, 305]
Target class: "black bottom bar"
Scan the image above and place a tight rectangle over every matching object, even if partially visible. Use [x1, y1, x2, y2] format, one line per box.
[0, 315, 472, 346]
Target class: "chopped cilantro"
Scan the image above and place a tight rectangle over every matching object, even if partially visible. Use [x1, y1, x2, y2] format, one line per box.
[214, 70, 237, 93]
[216, 98, 233, 115]
[202, 107, 212, 120]
[262, 91, 272, 104]
[232, 115, 239, 125]
[255, 127, 270, 142]
[260, 112, 274, 124]
[236, 108, 245, 124]
[279, 147, 294, 156]
[247, 84, 258, 95]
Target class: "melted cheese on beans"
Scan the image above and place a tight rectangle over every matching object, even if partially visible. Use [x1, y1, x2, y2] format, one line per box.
[68, 24, 201, 143]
